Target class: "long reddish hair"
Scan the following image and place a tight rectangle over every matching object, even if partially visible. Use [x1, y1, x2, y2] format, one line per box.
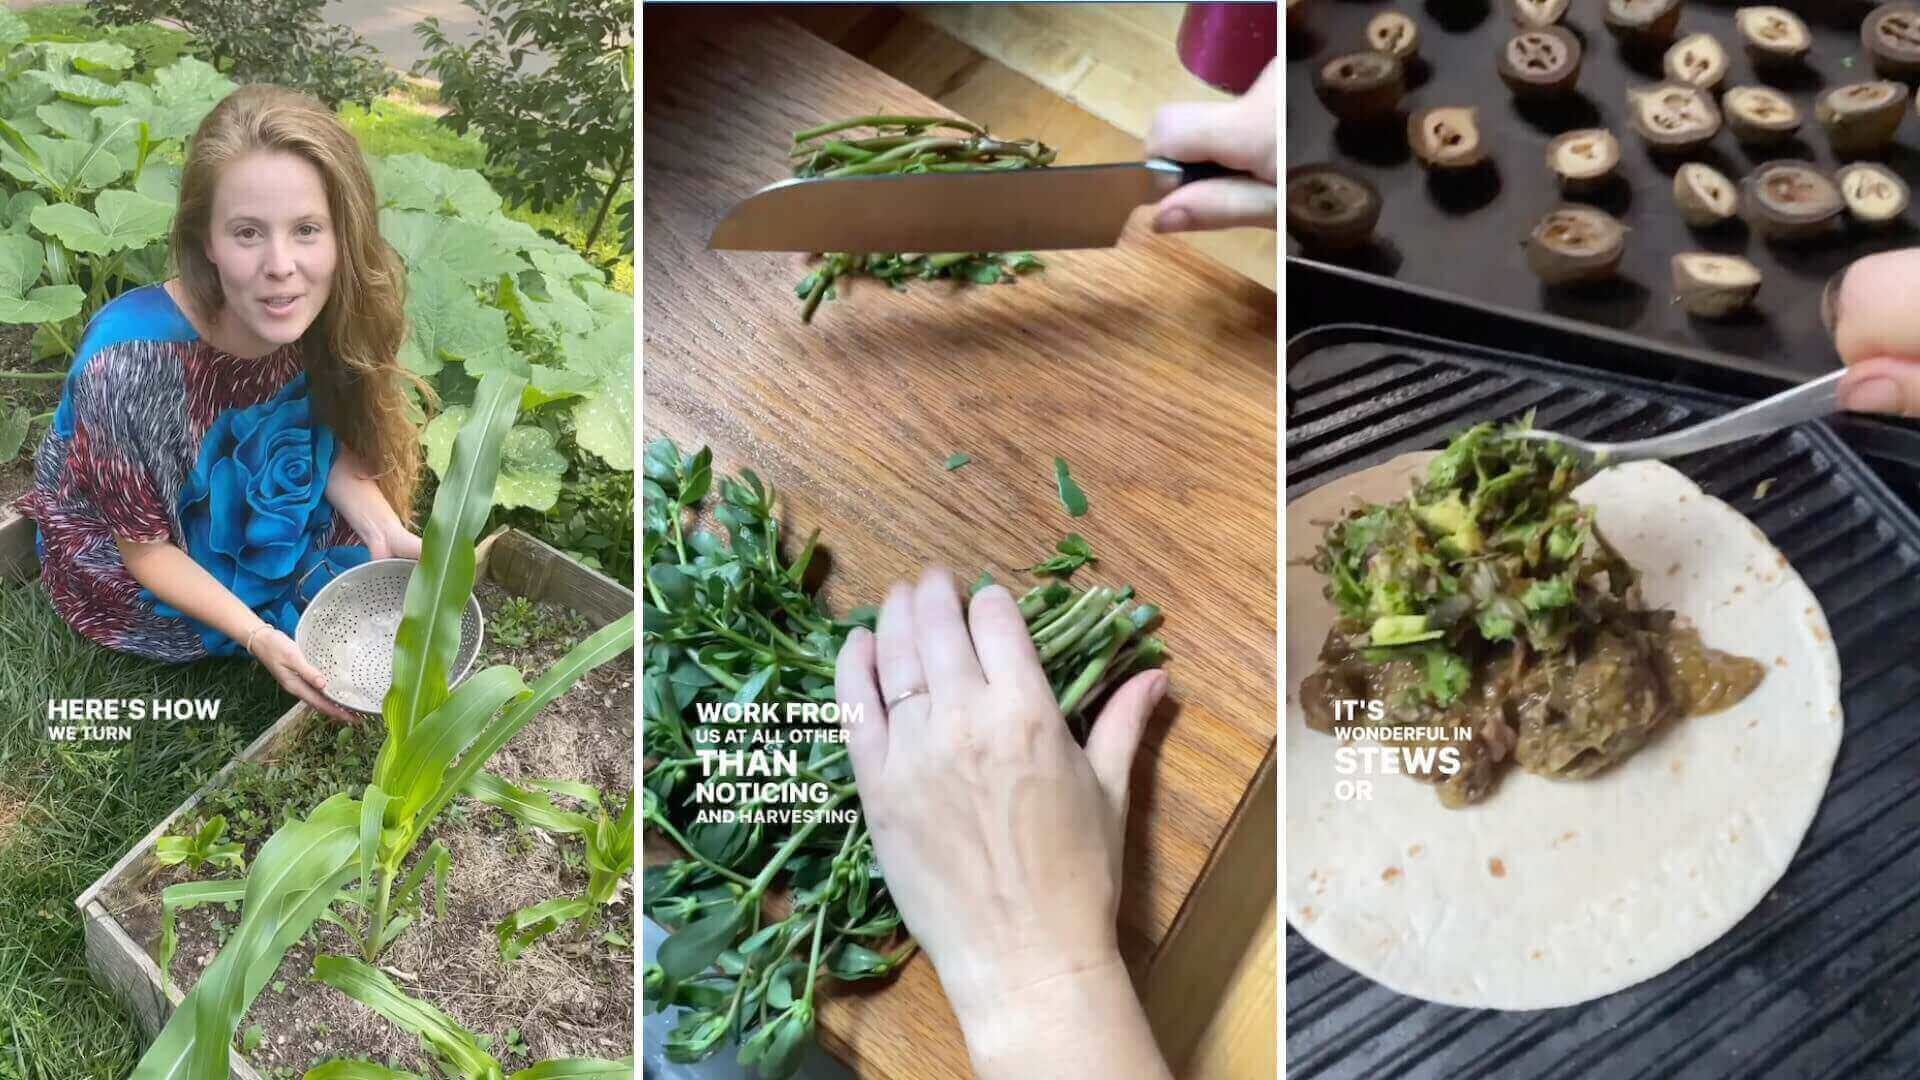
[171, 84, 428, 522]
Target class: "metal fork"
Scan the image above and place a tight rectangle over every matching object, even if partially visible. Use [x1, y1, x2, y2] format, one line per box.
[1508, 369, 1845, 469]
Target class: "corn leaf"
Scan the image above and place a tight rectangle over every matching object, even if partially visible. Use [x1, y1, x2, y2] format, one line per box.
[305, 1061, 426, 1079]
[508, 1060, 635, 1079]
[134, 794, 364, 1080]
[523, 777, 602, 809]
[464, 772, 594, 835]
[357, 785, 391, 913]
[416, 612, 635, 832]
[309, 955, 504, 1080]
[383, 372, 525, 743]
[584, 796, 635, 906]
[497, 896, 593, 963]
[391, 838, 452, 922]
[376, 665, 531, 835]
[154, 879, 246, 992]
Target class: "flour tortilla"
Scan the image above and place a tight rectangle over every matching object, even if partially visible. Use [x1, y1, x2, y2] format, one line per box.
[1285, 455, 1843, 1010]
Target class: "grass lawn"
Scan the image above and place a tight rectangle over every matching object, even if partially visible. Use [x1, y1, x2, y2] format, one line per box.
[0, 8, 632, 1077]
[0, 578, 293, 1077]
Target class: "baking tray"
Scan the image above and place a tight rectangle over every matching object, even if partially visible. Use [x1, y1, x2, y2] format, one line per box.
[1284, 324, 1920, 1078]
[1286, 0, 1919, 379]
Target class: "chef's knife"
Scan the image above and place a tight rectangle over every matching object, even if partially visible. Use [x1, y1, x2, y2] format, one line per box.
[709, 159, 1243, 253]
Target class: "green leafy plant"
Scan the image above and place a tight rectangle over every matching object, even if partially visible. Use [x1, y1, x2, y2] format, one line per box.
[0, 43, 230, 351]
[485, 594, 585, 650]
[787, 116, 1052, 321]
[641, 439, 1166, 1077]
[1027, 532, 1095, 577]
[133, 372, 636, 1077]
[411, 0, 632, 254]
[87, 0, 397, 109]
[502, 448, 633, 586]
[154, 814, 244, 872]
[463, 772, 634, 962]
[307, 955, 632, 1078]
[0, 23, 238, 460]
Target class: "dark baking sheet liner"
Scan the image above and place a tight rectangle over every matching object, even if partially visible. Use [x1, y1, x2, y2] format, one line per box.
[1287, 0, 1919, 378]
[1285, 323, 1920, 1079]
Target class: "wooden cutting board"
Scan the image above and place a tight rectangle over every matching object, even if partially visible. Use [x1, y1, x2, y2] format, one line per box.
[642, 11, 1276, 1076]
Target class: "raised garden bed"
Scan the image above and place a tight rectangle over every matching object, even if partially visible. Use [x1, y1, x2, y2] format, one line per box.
[75, 528, 635, 1077]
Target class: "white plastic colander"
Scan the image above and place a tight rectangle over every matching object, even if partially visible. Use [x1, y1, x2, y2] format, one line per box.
[294, 558, 484, 714]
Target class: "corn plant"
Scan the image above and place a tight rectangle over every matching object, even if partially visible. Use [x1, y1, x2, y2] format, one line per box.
[463, 772, 633, 962]
[153, 815, 244, 873]
[305, 955, 632, 1078]
[133, 371, 637, 1078]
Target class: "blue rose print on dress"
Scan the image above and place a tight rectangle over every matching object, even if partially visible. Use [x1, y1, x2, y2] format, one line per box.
[143, 373, 370, 655]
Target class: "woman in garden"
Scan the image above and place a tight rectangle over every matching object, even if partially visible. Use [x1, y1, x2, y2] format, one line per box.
[13, 84, 424, 722]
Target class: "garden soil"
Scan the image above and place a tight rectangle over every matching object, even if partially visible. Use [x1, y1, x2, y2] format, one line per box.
[110, 583, 636, 1071]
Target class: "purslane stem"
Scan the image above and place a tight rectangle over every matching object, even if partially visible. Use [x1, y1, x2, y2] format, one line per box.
[792, 115, 984, 142]
[746, 789, 852, 902]
[647, 813, 754, 887]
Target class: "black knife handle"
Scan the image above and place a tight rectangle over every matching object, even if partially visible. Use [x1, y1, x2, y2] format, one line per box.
[1172, 160, 1249, 185]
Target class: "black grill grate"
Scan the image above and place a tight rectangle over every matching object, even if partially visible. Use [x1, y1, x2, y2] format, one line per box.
[1285, 328, 1920, 1080]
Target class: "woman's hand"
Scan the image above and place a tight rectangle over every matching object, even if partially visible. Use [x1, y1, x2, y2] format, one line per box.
[366, 519, 422, 561]
[249, 625, 356, 722]
[1827, 249, 1920, 418]
[834, 568, 1172, 1079]
[1143, 58, 1279, 234]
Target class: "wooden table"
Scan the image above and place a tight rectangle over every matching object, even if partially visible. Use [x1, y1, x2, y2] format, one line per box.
[642, 11, 1276, 1076]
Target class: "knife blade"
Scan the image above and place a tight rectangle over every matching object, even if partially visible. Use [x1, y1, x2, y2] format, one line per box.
[709, 158, 1240, 253]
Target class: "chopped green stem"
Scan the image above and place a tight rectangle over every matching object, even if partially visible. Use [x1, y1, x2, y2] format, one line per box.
[925, 253, 971, 270]
[1057, 623, 1128, 718]
[925, 158, 1034, 173]
[1072, 601, 1137, 658]
[1079, 638, 1166, 709]
[1027, 588, 1089, 634]
[1016, 587, 1054, 618]
[809, 140, 877, 164]
[793, 115, 984, 142]
[800, 261, 837, 323]
[1033, 587, 1108, 646]
[822, 136, 1042, 177]
[1037, 595, 1116, 663]
[791, 135, 917, 158]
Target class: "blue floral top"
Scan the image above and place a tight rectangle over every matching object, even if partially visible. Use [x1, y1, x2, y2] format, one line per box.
[12, 284, 368, 661]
